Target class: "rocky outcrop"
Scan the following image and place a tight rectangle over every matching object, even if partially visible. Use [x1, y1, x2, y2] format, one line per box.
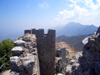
[9, 33, 40, 75]
[66, 27, 100, 75]
[66, 60, 79, 75]
[56, 48, 67, 75]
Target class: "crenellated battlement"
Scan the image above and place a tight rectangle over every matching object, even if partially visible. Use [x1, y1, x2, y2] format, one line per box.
[25, 29, 55, 38]
[24, 29, 32, 34]
[24, 28, 56, 75]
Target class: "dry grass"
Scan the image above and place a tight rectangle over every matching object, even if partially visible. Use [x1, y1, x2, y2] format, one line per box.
[56, 42, 76, 59]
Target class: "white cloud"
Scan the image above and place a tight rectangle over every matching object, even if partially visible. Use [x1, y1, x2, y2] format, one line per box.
[38, 2, 49, 8]
[55, 0, 100, 26]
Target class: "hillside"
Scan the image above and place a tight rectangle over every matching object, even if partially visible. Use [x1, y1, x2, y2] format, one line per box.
[56, 35, 90, 51]
[56, 42, 76, 59]
[55, 22, 97, 36]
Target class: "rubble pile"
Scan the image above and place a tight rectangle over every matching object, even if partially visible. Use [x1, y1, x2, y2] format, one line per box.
[66, 27, 100, 75]
[9, 33, 40, 75]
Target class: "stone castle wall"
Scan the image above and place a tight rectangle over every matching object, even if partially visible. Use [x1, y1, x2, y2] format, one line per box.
[25, 29, 56, 75]
[9, 33, 40, 75]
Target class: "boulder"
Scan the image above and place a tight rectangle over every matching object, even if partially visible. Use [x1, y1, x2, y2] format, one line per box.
[10, 56, 20, 65]
[9, 32, 39, 75]
[11, 46, 24, 56]
[22, 34, 36, 42]
[14, 40, 25, 46]
[82, 36, 90, 45]
[22, 60, 35, 74]
[20, 55, 35, 74]
[74, 52, 82, 62]
[9, 56, 21, 70]
[66, 60, 79, 75]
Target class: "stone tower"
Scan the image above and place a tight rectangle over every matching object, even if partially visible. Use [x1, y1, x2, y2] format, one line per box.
[25, 29, 56, 75]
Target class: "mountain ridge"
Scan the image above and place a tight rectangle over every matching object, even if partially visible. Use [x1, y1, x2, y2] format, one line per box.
[0, 22, 98, 42]
[56, 34, 91, 51]
[55, 22, 98, 36]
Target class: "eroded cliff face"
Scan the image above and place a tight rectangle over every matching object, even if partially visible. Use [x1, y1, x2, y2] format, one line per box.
[66, 27, 100, 75]
[9, 33, 40, 75]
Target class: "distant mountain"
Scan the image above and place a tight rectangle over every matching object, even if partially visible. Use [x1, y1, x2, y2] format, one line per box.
[55, 22, 98, 36]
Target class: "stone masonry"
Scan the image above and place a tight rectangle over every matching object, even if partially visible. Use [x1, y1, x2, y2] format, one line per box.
[9, 33, 40, 75]
[25, 29, 56, 75]
[56, 48, 67, 74]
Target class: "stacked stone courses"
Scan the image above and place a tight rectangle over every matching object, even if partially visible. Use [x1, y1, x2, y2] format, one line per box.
[9, 33, 40, 75]
[25, 29, 56, 75]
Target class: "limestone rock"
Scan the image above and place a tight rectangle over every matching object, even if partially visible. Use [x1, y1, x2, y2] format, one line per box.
[66, 60, 79, 75]
[22, 59, 35, 74]
[29, 41, 36, 47]
[74, 52, 82, 62]
[9, 29, 56, 75]
[55, 57, 61, 63]
[9, 32, 40, 75]
[14, 40, 25, 46]
[22, 34, 36, 42]
[66, 26, 100, 75]
[9, 56, 21, 70]
[22, 34, 31, 41]
[57, 73, 64, 75]
[10, 56, 20, 65]
[13, 55, 35, 74]
[82, 36, 90, 45]
[11, 46, 24, 56]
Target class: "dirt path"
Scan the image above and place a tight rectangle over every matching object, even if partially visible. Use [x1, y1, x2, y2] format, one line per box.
[0, 70, 10, 75]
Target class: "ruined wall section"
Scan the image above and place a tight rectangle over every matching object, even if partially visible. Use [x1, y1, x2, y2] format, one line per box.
[25, 29, 56, 75]
[9, 33, 40, 75]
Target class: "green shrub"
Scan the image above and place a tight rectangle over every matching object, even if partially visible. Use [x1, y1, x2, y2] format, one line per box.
[0, 39, 14, 72]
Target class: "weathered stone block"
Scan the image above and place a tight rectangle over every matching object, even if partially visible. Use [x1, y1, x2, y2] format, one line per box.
[14, 40, 25, 46]
[11, 46, 24, 56]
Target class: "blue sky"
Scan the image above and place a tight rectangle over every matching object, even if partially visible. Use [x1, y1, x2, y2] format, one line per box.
[0, 0, 100, 33]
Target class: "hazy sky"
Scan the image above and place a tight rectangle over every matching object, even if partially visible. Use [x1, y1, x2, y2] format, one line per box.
[0, 0, 100, 31]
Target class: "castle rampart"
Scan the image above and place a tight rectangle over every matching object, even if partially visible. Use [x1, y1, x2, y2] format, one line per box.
[25, 29, 56, 75]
